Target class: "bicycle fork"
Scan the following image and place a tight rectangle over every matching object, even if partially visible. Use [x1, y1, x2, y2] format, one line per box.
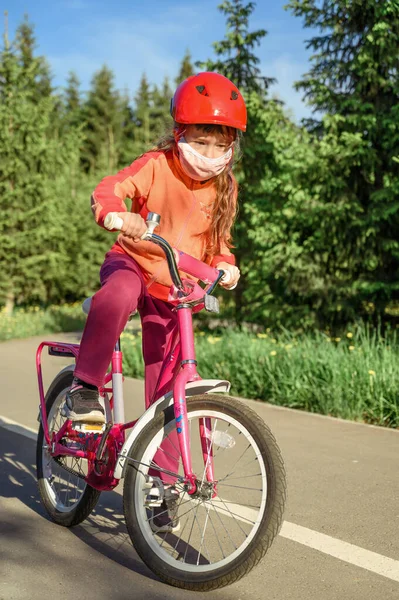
[174, 305, 215, 494]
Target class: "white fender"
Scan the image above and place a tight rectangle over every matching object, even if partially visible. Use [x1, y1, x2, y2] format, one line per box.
[114, 379, 230, 480]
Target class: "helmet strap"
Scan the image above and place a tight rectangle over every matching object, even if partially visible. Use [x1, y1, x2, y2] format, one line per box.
[173, 124, 186, 142]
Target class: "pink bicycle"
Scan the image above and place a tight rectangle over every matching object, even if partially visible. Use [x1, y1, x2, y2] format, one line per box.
[36, 212, 286, 591]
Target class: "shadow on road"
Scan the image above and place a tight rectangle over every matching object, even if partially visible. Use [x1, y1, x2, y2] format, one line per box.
[0, 427, 236, 599]
[0, 427, 153, 577]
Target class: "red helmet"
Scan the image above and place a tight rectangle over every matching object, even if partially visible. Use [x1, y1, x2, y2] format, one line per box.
[171, 72, 247, 132]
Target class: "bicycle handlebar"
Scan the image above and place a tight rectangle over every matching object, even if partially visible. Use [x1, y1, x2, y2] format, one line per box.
[104, 212, 234, 293]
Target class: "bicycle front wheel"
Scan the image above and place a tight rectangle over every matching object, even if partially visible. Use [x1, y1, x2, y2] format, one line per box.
[123, 394, 286, 591]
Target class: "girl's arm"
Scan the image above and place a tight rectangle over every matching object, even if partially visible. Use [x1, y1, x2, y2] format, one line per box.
[216, 262, 240, 289]
[211, 243, 238, 289]
[90, 153, 160, 228]
[210, 252, 236, 268]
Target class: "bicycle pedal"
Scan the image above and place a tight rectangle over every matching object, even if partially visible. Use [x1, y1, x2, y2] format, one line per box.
[72, 423, 106, 433]
[145, 486, 163, 507]
[145, 493, 163, 507]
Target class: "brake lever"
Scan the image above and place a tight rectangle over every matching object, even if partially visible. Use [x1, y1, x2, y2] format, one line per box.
[206, 271, 225, 296]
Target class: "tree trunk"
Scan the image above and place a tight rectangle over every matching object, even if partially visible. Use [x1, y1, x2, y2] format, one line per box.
[5, 290, 14, 316]
[234, 283, 244, 326]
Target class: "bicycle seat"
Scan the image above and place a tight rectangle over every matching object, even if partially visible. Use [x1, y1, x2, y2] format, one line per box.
[82, 297, 137, 319]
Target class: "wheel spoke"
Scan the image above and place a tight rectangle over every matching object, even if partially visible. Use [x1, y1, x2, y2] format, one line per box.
[218, 473, 262, 481]
[207, 497, 238, 551]
[206, 504, 223, 560]
[217, 482, 262, 491]
[146, 498, 193, 525]
[196, 503, 211, 565]
[200, 417, 217, 487]
[41, 387, 88, 511]
[153, 444, 182, 472]
[217, 443, 253, 482]
[183, 500, 202, 563]
[211, 495, 254, 532]
[125, 396, 283, 585]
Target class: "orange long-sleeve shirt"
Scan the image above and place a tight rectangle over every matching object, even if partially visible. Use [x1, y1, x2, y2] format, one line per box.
[91, 149, 236, 300]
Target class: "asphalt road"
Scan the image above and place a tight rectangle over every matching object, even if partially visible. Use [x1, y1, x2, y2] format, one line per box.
[1, 333, 399, 600]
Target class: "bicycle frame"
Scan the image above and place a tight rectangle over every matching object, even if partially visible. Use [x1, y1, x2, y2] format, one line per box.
[36, 249, 231, 494]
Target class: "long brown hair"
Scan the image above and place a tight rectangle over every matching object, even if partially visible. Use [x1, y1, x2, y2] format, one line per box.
[151, 124, 241, 257]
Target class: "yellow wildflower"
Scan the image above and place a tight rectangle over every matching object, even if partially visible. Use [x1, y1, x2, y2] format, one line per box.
[270, 350, 277, 356]
[349, 346, 355, 351]
[368, 370, 376, 376]
[335, 337, 341, 342]
[207, 337, 221, 345]
[346, 332, 353, 338]
[257, 333, 268, 338]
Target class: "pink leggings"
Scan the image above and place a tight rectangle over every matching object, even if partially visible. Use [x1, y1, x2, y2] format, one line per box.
[74, 251, 178, 408]
[74, 251, 179, 483]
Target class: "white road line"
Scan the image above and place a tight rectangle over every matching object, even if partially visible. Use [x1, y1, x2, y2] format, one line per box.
[280, 522, 399, 583]
[0, 415, 38, 441]
[202, 496, 257, 525]
[2, 415, 399, 583]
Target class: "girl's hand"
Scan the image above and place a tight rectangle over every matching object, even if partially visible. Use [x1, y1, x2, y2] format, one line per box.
[216, 262, 240, 289]
[117, 212, 147, 242]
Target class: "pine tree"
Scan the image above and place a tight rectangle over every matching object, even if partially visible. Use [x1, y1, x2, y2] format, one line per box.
[133, 73, 152, 151]
[152, 76, 173, 138]
[15, 14, 53, 97]
[197, 0, 274, 323]
[175, 49, 194, 85]
[118, 88, 138, 165]
[287, 0, 399, 325]
[81, 65, 123, 173]
[197, 0, 274, 95]
[14, 14, 63, 139]
[57, 71, 83, 202]
[239, 93, 332, 330]
[64, 71, 81, 117]
[0, 16, 80, 311]
[132, 73, 172, 152]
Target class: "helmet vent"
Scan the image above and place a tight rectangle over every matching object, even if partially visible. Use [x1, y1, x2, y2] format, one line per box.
[231, 91, 239, 100]
[196, 85, 209, 96]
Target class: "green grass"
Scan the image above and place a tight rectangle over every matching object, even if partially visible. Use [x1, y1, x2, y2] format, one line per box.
[121, 325, 399, 428]
[0, 304, 86, 341]
[2, 305, 398, 428]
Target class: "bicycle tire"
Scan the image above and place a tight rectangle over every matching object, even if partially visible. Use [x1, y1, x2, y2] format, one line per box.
[123, 394, 286, 590]
[36, 370, 101, 527]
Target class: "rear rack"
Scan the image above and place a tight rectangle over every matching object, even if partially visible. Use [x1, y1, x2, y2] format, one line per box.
[48, 345, 76, 358]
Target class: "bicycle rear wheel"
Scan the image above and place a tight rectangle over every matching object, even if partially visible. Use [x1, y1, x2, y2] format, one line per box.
[36, 370, 101, 527]
[123, 394, 286, 591]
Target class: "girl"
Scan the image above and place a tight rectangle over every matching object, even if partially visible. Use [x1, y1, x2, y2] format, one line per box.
[65, 71, 247, 425]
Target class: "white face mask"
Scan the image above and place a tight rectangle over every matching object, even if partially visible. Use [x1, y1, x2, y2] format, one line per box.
[177, 137, 233, 181]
